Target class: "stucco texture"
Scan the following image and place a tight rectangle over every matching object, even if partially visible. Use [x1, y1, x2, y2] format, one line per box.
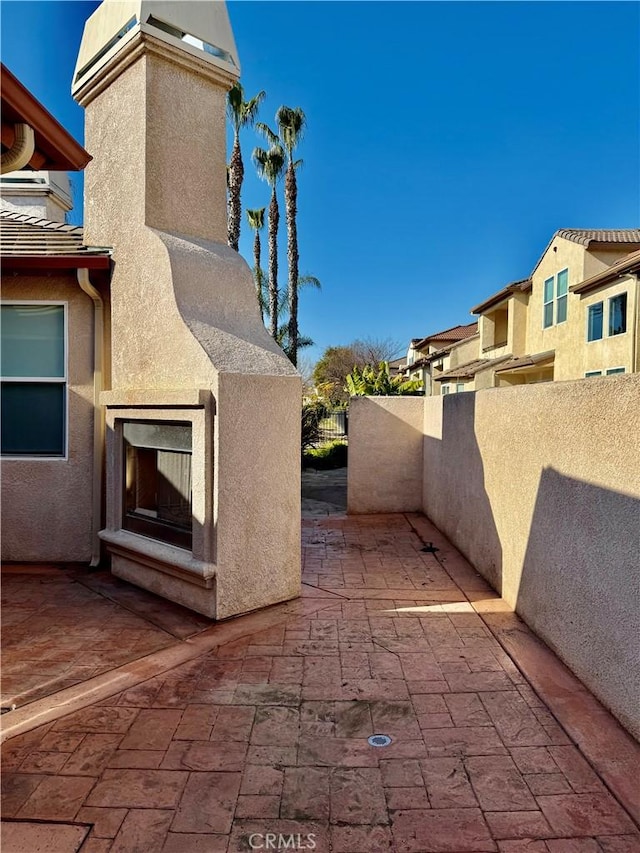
[348, 376, 640, 738]
[1, 276, 94, 562]
[347, 396, 424, 514]
[82, 41, 301, 618]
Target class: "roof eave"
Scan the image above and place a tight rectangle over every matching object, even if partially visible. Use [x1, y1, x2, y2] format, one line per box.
[1, 63, 91, 171]
[570, 262, 640, 294]
[2, 254, 111, 271]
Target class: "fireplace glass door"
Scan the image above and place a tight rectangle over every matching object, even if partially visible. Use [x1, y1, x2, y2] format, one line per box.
[123, 421, 193, 549]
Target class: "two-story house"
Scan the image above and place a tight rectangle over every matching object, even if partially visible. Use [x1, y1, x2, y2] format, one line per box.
[404, 322, 478, 394]
[516, 230, 640, 383]
[426, 230, 640, 393]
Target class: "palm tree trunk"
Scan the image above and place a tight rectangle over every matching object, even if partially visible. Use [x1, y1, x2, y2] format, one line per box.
[253, 230, 263, 322]
[227, 137, 243, 251]
[268, 187, 279, 338]
[285, 163, 299, 366]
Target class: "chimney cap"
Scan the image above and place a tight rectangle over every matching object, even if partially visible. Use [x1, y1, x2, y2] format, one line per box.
[73, 0, 240, 99]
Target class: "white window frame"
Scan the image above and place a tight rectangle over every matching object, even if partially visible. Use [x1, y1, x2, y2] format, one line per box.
[584, 370, 602, 378]
[1, 300, 69, 461]
[542, 268, 569, 328]
[441, 385, 451, 395]
[455, 382, 465, 393]
[605, 367, 626, 376]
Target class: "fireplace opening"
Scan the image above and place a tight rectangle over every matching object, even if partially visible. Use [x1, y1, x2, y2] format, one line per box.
[122, 421, 193, 550]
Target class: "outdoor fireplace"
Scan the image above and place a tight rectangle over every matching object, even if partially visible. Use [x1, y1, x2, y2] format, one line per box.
[74, 0, 301, 620]
[123, 421, 193, 550]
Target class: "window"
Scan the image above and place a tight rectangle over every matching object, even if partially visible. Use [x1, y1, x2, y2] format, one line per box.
[587, 303, 603, 341]
[556, 269, 568, 323]
[1, 303, 66, 457]
[606, 367, 625, 376]
[543, 278, 554, 328]
[441, 385, 450, 395]
[456, 383, 465, 393]
[585, 371, 602, 378]
[543, 269, 569, 328]
[608, 293, 627, 336]
[123, 421, 193, 549]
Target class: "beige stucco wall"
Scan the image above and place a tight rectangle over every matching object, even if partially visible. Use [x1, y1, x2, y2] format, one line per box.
[577, 276, 636, 377]
[349, 377, 640, 737]
[527, 237, 585, 370]
[449, 335, 480, 368]
[509, 292, 529, 356]
[423, 378, 640, 736]
[347, 396, 424, 513]
[1, 276, 94, 561]
[79, 34, 301, 619]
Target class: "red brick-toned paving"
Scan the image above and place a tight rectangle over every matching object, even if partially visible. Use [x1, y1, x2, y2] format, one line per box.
[2, 514, 639, 852]
[1, 565, 210, 707]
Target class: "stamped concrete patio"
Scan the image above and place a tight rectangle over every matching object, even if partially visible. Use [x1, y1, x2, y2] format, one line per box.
[1, 511, 639, 852]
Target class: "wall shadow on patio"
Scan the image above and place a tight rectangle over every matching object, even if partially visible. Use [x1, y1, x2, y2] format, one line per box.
[516, 466, 640, 739]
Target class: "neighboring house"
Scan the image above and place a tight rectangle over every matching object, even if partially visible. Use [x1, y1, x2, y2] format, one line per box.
[569, 249, 640, 378]
[404, 322, 478, 394]
[419, 229, 640, 394]
[387, 356, 407, 377]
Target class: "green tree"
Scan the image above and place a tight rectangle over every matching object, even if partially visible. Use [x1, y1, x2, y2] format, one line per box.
[276, 105, 306, 367]
[253, 140, 285, 338]
[246, 207, 266, 322]
[313, 345, 364, 405]
[345, 362, 423, 396]
[227, 83, 265, 252]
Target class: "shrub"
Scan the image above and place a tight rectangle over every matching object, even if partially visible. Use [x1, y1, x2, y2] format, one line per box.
[302, 439, 348, 470]
[301, 399, 328, 450]
[345, 361, 423, 396]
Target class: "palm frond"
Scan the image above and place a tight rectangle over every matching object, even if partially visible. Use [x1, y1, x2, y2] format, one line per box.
[252, 144, 285, 186]
[256, 122, 281, 147]
[298, 274, 321, 290]
[227, 83, 265, 133]
[241, 91, 265, 127]
[276, 105, 306, 159]
[246, 207, 266, 230]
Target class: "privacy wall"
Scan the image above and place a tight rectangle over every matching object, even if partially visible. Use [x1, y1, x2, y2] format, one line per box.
[347, 375, 640, 738]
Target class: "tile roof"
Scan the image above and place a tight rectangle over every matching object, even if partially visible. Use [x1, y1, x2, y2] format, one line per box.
[0, 209, 110, 257]
[570, 249, 640, 294]
[531, 229, 640, 277]
[493, 350, 555, 373]
[434, 354, 513, 381]
[556, 229, 640, 247]
[414, 322, 478, 350]
[470, 279, 532, 315]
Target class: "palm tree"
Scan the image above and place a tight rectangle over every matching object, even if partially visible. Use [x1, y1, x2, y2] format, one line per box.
[252, 140, 285, 338]
[246, 207, 266, 321]
[276, 106, 306, 366]
[227, 82, 265, 251]
[275, 274, 321, 359]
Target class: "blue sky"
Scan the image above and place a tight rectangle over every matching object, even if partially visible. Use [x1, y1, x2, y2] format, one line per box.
[2, 1, 638, 364]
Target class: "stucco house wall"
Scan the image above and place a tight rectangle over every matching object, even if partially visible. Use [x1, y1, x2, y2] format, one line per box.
[1, 276, 95, 561]
[347, 376, 640, 738]
[577, 276, 637, 378]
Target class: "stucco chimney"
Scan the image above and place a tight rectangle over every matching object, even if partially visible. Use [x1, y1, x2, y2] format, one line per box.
[71, 1, 301, 621]
[73, 0, 240, 244]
